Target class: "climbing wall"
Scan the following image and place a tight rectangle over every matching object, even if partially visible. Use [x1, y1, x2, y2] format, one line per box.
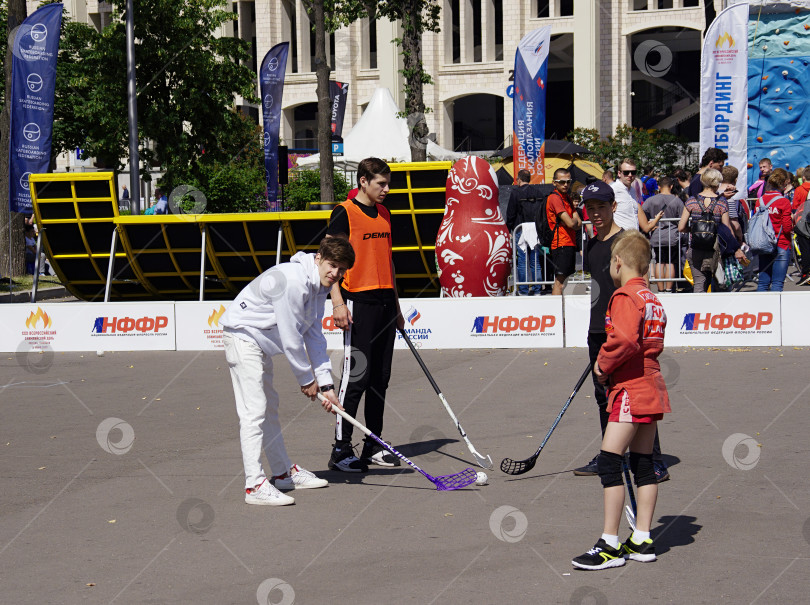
[748, 8, 810, 183]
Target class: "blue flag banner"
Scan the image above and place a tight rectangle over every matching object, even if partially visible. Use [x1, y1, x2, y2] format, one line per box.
[512, 26, 550, 184]
[8, 3, 63, 213]
[260, 42, 289, 210]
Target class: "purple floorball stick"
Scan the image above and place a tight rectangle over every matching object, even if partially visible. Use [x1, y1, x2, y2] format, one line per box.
[318, 394, 478, 491]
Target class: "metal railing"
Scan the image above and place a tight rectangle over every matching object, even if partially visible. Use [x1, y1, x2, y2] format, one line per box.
[511, 218, 689, 295]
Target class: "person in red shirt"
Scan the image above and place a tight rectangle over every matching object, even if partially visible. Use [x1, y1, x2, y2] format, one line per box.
[792, 167, 810, 285]
[756, 168, 793, 292]
[546, 168, 581, 295]
[572, 230, 671, 571]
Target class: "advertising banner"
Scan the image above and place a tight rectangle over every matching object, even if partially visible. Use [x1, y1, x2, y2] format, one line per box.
[512, 26, 550, 184]
[779, 292, 810, 346]
[8, 3, 63, 213]
[323, 297, 564, 349]
[661, 293, 781, 347]
[699, 2, 748, 196]
[328, 81, 349, 139]
[0, 303, 175, 352]
[259, 42, 289, 209]
[175, 302, 230, 351]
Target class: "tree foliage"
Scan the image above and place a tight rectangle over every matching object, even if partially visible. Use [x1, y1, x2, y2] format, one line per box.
[565, 125, 692, 174]
[285, 168, 350, 211]
[54, 0, 258, 189]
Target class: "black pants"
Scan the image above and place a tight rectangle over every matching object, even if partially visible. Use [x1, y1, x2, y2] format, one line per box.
[335, 298, 397, 444]
[588, 332, 664, 464]
[795, 231, 810, 274]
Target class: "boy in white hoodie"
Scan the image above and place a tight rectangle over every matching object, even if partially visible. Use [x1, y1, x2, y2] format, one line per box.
[220, 237, 354, 505]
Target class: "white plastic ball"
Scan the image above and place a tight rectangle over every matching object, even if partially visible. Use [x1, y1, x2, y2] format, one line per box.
[96, 350, 105, 357]
[475, 471, 488, 486]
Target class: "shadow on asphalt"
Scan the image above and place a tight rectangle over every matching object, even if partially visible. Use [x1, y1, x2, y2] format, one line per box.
[653, 515, 701, 555]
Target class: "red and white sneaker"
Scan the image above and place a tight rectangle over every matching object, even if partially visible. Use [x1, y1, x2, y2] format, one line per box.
[245, 479, 295, 506]
[273, 464, 328, 491]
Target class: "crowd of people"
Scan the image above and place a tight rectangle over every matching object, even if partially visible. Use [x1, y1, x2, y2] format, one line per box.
[506, 148, 810, 294]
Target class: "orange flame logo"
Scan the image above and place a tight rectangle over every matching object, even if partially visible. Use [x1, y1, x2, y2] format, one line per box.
[207, 304, 226, 327]
[25, 307, 52, 329]
[715, 33, 735, 49]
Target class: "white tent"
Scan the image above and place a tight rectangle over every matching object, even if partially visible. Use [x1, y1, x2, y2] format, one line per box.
[296, 88, 464, 169]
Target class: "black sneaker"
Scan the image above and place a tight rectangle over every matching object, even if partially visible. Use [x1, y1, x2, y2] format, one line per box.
[654, 463, 670, 483]
[572, 539, 626, 570]
[572, 455, 599, 476]
[361, 441, 401, 467]
[623, 535, 656, 562]
[328, 442, 368, 473]
[799, 273, 810, 286]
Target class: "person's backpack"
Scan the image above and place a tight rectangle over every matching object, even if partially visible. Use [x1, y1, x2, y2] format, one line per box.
[532, 185, 558, 249]
[747, 196, 784, 254]
[513, 184, 545, 226]
[794, 199, 810, 239]
[689, 196, 719, 251]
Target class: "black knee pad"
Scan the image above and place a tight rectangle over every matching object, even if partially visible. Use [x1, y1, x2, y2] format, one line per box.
[629, 451, 656, 487]
[598, 450, 624, 488]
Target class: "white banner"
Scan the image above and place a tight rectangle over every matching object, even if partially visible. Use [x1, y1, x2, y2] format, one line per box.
[661, 292, 781, 346]
[175, 301, 231, 351]
[0, 303, 175, 352]
[779, 292, 810, 346]
[699, 1, 748, 196]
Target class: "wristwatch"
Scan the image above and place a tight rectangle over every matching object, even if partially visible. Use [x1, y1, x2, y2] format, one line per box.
[319, 384, 335, 393]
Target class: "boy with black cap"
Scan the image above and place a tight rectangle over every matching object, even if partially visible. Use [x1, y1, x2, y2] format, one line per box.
[572, 181, 670, 483]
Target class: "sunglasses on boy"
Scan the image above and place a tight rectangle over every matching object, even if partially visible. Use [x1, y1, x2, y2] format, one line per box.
[621, 170, 637, 176]
[553, 179, 572, 185]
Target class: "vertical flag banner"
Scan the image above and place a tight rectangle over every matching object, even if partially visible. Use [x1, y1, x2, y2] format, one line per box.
[260, 42, 289, 210]
[512, 26, 550, 184]
[329, 81, 349, 139]
[8, 3, 63, 213]
[699, 2, 748, 196]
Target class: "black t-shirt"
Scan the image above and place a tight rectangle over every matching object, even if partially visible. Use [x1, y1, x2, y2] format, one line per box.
[587, 228, 623, 333]
[688, 173, 703, 199]
[326, 199, 395, 304]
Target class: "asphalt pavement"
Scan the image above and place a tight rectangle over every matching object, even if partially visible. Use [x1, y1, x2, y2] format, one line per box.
[1, 346, 807, 604]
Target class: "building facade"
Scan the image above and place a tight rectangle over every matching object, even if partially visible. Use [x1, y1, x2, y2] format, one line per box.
[38, 0, 713, 164]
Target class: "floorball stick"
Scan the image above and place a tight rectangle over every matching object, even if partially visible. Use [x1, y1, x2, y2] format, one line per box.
[398, 328, 493, 470]
[623, 461, 637, 531]
[318, 394, 477, 491]
[500, 363, 593, 475]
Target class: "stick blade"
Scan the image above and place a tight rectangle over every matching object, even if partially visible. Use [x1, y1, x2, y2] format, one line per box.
[625, 505, 637, 531]
[434, 467, 478, 491]
[500, 456, 537, 476]
[473, 452, 494, 470]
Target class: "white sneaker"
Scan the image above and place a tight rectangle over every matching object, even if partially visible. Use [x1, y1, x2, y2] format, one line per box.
[273, 464, 328, 491]
[244, 479, 295, 506]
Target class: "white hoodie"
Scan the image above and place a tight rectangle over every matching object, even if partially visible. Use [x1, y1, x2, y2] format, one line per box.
[220, 252, 333, 388]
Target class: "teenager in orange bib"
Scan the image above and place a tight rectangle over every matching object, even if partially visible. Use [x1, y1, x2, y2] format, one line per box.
[326, 158, 405, 472]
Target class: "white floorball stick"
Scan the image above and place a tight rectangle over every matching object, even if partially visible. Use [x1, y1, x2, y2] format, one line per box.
[398, 328, 493, 470]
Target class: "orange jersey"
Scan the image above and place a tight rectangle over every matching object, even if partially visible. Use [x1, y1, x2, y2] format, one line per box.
[340, 200, 394, 292]
[598, 277, 671, 416]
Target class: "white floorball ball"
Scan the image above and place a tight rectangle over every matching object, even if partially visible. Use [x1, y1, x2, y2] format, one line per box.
[96, 350, 105, 357]
[475, 471, 488, 486]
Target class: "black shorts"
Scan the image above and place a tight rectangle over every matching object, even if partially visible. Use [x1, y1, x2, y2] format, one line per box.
[654, 244, 680, 265]
[551, 246, 576, 278]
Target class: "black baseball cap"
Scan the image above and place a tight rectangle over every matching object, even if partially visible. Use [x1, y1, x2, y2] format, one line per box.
[581, 180, 615, 203]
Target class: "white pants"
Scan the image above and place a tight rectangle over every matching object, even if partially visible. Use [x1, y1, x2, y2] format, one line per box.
[223, 332, 292, 488]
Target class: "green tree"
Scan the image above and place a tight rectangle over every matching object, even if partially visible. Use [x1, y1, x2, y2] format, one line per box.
[566, 124, 691, 175]
[341, 0, 440, 162]
[56, 0, 258, 187]
[285, 168, 350, 211]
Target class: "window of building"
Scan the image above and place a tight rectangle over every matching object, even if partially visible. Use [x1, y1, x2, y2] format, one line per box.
[369, 17, 377, 68]
[451, 0, 461, 63]
[657, 0, 674, 8]
[537, 1, 550, 18]
[282, 0, 298, 73]
[472, 0, 482, 62]
[683, 0, 699, 6]
[560, 0, 573, 16]
[494, 0, 503, 61]
[633, 0, 648, 10]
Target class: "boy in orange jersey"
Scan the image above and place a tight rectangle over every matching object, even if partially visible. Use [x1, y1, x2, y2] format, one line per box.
[572, 230, 671, 570]
[326, 158, 405, 472]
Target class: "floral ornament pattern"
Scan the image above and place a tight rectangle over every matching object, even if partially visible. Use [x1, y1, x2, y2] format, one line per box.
[435, 157, 512, 297]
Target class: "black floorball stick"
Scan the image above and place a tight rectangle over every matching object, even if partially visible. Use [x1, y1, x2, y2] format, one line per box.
[318, 394, 478, 491]
[500, 362, 593, 476]
[398, 328, 493, 469]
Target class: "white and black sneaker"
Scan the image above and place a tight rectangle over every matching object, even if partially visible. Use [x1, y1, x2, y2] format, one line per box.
[328, 442, 368, 473]
[361, 441, 401, 467]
